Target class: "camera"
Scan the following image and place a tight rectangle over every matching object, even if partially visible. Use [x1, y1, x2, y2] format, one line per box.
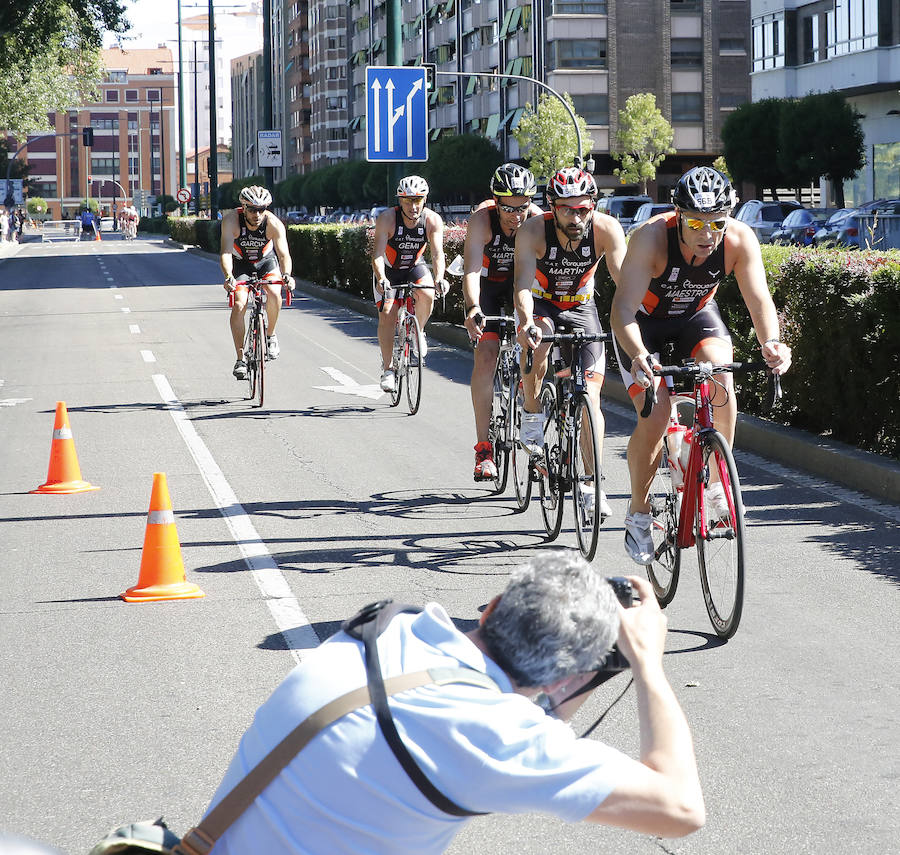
[606, 576, 639, 609]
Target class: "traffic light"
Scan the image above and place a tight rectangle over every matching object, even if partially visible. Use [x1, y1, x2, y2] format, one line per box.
[82, 127, 94, 147]
[423, 63, 436, 91]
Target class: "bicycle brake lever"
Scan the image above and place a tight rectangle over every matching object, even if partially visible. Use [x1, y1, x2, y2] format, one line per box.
[770, 371, 783, 411]
[525, 348, 534, 375]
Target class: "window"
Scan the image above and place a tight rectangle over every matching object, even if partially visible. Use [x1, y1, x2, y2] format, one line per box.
[719, 92, 747, 110]
[107, 70, 127, 83]
[125, 89, 138, 102]
[671, 0, 701, 11]
[105, 90, 120, 102]
[671, 38, 702, 69]
[802, 14, 820, 63]
[325, 5, 340, 18]
[752, 13, 785, 70]
[555, 39, 607, 69]
[325, 66, 346, 79]
[551, 0, 607, 12]
[719, 38, 745, 54]
[147, 88, 161, 102]
[326, 96, 347, 109]
[571, 93, 608, 125]
[672, 92, 703, 121]
[326, 127, 347, 140]
[826, 0, 878, 56]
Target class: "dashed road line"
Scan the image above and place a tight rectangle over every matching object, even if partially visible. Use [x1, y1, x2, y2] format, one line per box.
[140, 350, 156, 363]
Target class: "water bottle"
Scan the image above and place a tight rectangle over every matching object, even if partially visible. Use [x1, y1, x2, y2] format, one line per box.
[680, 427, 693, 475]
[666, 418, 687, 488]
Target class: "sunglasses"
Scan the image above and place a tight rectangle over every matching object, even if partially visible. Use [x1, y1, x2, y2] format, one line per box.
[497, 202, 530, 214]
[554, 203, 594, 217]
[400, 196, 426, 204]
[244, 205, 267, 214]
[683, 215, 727, 232]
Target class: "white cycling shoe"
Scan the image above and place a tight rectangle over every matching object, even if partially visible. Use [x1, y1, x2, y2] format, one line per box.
[266, 334, 280, 360]
[380, 369, 396, 393]
[519, 411, 545, 455]
[624, 505, 655, 566]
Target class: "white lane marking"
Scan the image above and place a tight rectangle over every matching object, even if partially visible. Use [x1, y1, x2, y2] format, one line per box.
[140, 350, 156, 363]
[114, 294, 123, 300]
[602, 398, 900, 523]
[152, 374, 318, 661]
[313, 366, 384, 400]
[0, 398, 32, 407]
[129, 324, 140, 334]
[121, 307, 131, 313]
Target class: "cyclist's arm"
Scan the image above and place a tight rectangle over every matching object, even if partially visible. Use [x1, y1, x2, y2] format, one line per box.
[462, 208, 490, 327]
[371, 209, 392, 286]
[427, 211, 446, 285]
[220, 209, 238, 288]
[513, 216, 542, 344]
[594, 212, 627, 287]
[727, 221, 791, 374]
[270, 217, 293, 282]
[610, 221, 665, 384]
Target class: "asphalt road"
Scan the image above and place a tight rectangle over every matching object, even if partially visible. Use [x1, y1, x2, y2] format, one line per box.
[1, 236, 898, 855]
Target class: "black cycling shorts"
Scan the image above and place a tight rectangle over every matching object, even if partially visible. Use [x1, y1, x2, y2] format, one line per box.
[477, 280, 514, 341]
[232, 255, 281, 283]
[614, 301, 732, 397]
[375, 263, 434, 309]
[533, 298, 606, 378]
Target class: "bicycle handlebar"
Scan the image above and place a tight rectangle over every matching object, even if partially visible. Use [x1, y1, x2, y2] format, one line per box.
[226, 278, 292, 308]
[638, 360, 783, 418]
[523, 330, 612, 375]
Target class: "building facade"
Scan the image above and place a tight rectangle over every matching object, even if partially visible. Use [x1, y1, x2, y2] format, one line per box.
[22, 47, 177, 219]
[749, 0, 900, 203]
[231, 50, 266, 179]
[284, 0, 314, 176]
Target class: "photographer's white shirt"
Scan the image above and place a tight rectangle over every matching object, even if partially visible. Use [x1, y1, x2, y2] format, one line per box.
[207, 603, 630, 855]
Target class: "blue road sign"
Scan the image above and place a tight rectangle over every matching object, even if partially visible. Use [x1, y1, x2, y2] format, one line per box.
[366, 66, 428, 163]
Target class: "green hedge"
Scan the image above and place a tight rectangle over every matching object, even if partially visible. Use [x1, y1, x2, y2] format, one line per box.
[167, 215, 900, 458]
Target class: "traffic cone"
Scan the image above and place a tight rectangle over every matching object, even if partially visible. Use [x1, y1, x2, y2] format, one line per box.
[121, 473, 205, 603]
[31, 402, 100, 494]
[95, 228, 101, 241]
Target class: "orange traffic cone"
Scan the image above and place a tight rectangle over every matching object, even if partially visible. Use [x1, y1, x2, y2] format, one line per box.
[121, 473, 205, 603]
[31, 402, 100, 494]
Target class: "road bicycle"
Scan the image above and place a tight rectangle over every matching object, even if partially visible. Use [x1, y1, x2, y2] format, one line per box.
[642, 358, 781, 639]
[381, 281, 429, 415]
[472, 312, 522, 496]
[122, 218, 137, 240]
[524, 327, 612, 560]
[227, 273, 291, 408]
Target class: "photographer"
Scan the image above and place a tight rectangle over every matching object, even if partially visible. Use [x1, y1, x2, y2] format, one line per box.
[206, 552, 704, 853]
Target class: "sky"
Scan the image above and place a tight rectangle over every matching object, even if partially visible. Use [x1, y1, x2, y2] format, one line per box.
[105, 0, 263, 63]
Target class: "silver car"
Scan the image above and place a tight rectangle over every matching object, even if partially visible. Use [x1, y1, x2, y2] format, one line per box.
[733, 199, 803, 243]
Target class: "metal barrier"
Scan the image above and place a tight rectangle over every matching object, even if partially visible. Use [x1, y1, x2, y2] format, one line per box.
[41, 220, 82, 242]
[857, 213, 900, 250]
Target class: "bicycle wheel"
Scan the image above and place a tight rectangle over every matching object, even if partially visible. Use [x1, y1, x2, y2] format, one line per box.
[537, 384, 564, 541]
[405, 315, 423, 415]
[571, 395, 601, 560]
[511, 384, 532, 511]
[254, 314, 266, 408]
[245, 314, 258, 401]
[696, 431, 746, 639]
[389, 322, 403, 408]
[646, 448, 681, 606]
[488, 359, 510, 493]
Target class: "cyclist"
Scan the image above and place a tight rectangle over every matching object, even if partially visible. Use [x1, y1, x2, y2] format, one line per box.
[462, 163, 543, 480]
[221, 185, 294, 380]
[514, 167, 627, 519]
[372, 175, 447, 393]
[610, 166, 792, 565]
[121, 203, 138, 239]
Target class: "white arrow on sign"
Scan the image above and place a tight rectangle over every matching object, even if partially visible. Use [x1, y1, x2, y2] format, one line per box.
[405, 78, 423, 156]
[385, 79, 406, 153]
[313, 367, 384, 400]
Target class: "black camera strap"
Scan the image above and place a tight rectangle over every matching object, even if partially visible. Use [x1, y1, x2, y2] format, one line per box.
[343, 600, 497, 818]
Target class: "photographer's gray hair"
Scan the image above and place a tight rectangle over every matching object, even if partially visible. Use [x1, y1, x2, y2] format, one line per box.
[482, 551, 620, 687]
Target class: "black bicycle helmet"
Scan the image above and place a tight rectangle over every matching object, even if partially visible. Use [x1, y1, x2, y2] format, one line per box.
[671, 167, 737, 214]
[491, 163, 537, 197]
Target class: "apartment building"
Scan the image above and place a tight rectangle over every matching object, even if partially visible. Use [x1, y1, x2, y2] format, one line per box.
[284, 0, 314, 176]
[330, 0, 752, 196]
[19, 47, 176, 219]
[749, 0, 900, 203]
[232, 50, 266, 179]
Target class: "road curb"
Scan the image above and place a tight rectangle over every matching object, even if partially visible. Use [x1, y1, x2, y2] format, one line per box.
[182, 243, 900, 505]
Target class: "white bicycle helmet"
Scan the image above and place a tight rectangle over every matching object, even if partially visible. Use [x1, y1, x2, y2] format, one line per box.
[397, 175, 429, 197]
[546, 167, 598, 200]
[239, 185, 273, 207]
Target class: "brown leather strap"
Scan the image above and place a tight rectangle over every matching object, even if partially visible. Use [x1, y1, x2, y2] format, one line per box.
[174, 667, 497, 855]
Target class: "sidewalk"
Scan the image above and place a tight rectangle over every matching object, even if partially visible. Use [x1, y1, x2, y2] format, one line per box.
[180, 242, 900, 505]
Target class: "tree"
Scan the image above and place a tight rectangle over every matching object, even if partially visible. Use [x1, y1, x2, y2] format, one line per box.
[27, 197, 48, 218]
[337, 160, 372, 209]
[713, 156, 731, 179]
[778, 92, 864, 207]
[513, 93, 593, 182]
[721, 99, 790, 198]
[0, 2, 127, 134]
[422, 134, 502, 203]
[611, 93, 675, 195]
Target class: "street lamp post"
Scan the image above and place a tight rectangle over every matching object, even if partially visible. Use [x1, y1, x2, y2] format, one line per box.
[208, 0, 219, 219]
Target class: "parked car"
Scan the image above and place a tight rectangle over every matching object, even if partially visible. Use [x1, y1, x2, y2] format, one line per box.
[833, 198, 900, 249]
[733, 199, 804, 243]
[283, 210, 306, 224]
[811, 208, 856, 247]
[770, 207, 840, 246]
[596, 195, 652, 231]
[625, 202, 674, 235]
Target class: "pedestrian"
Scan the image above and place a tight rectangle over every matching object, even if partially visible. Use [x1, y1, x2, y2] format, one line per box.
[203, 551, 704, 854]
[0, 207, 8, 242]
